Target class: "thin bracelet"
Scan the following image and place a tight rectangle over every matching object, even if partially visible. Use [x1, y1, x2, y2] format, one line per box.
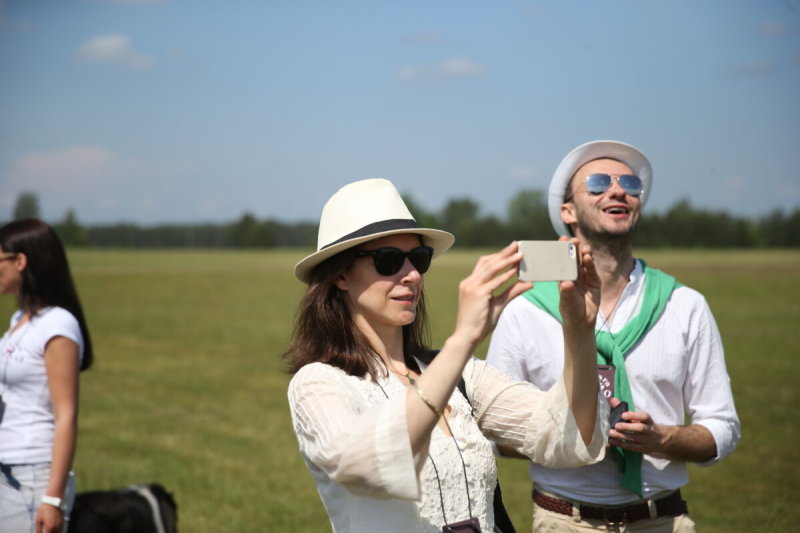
[407, 375, 443, 418]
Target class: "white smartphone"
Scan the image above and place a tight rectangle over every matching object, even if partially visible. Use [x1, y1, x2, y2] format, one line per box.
[517, 240, 578, 281]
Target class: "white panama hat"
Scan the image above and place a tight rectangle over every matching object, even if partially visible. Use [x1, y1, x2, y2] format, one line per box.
[294, 178, 455, 283]
[547, 140, 653, 237]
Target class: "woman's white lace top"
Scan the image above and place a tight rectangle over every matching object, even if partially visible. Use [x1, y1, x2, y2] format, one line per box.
[288, 357, 608, 532]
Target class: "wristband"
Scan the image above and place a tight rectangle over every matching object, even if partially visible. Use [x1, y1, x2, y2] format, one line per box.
[41, 495, 66, 512]
[408, 375, 443, 418]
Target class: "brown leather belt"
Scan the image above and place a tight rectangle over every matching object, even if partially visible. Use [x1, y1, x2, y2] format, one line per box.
[533, 489, 688, 525]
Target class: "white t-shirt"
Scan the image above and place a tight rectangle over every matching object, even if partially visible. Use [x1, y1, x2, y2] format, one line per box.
[0, 307, 84, 464]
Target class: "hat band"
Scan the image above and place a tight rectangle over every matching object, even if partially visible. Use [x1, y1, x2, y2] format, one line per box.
[321, 219, 420, 250]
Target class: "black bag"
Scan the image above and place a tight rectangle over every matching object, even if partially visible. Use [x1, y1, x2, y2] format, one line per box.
[457, 378, 517, 533]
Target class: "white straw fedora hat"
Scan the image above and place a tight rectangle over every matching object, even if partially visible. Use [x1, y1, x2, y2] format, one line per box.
[547, 140, 653, 237]
[294, 178, 455, 283]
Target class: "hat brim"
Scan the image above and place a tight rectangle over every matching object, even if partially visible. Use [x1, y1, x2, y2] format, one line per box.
[294, 227, 455, 283]
[547, 140, 653, 237]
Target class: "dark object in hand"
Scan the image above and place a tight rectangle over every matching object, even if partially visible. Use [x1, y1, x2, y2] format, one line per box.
[609, 401, 629, 428]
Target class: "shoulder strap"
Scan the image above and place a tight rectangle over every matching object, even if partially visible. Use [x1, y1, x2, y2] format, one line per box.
[456, 377, 468, 403]
[456, 378, 516, 533]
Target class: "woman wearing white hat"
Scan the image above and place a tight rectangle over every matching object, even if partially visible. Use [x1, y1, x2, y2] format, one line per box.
[285, 178, 609, 532]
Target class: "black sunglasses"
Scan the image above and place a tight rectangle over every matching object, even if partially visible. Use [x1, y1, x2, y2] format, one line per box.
[355, 246, 434, 276]
[582, 173, 643, 197]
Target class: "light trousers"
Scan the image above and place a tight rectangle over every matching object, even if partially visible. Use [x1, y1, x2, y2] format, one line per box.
[0, 463, 74, 533]
[532, 503, 696, 533]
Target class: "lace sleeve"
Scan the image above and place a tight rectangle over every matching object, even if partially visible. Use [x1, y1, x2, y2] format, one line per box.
[288, 363, 425, 500]
[464, 358, 608, 468]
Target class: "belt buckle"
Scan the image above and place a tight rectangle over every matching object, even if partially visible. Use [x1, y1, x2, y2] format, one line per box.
[602, 507, 628, 526]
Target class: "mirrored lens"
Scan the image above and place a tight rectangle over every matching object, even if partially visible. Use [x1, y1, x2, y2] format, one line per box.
[584, 173, 643, 196]
[617, 174, 643, 196]
[584, 173, 612, 194]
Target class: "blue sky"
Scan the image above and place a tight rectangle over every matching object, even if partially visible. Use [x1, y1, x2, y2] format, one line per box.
[1, 0, 798, 225]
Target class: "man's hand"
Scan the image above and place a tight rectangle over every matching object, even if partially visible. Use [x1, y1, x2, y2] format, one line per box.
[609, 408, 717, 462]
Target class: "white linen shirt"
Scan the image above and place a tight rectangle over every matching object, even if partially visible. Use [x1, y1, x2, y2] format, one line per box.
[487, 260, 741, 504]
[288, 356, 608, 532]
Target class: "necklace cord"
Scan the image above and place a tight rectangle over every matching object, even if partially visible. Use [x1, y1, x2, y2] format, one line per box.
[378, 372, 475, 523]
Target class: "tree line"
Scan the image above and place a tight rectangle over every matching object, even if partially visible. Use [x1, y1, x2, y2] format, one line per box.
[8, 190, 800, 249]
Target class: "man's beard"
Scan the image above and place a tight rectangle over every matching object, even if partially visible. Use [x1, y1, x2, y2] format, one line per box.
[575, 217, 636, 257]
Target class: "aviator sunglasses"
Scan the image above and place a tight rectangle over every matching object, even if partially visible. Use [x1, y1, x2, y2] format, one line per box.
[572, 173, 643, 198]
[355, 245, 434, 276]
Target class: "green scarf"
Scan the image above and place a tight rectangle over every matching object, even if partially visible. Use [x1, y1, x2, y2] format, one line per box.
[522, 260, 681, 497]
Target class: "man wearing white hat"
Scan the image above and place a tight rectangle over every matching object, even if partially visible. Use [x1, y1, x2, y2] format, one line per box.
[487, 140, 740, 531]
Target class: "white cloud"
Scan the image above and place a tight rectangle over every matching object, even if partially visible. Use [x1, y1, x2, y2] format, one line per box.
[0, 145, 139, 216]
[77, 34, 154, 69]
[2, 145, 135, 192]
[396, 56, 487, 81]
[439, 57, 487, 77]
[0, 146, 198, 221]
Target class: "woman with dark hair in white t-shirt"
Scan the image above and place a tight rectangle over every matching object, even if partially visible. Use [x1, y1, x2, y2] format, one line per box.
[0, 218, 93, 533]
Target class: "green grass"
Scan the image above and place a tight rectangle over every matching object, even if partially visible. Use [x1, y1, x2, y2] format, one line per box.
[3, 248, 797, 532]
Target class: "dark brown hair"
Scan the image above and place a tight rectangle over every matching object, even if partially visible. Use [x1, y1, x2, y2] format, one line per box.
[0, 218, 93, 371]
[283, 243, 434, 380]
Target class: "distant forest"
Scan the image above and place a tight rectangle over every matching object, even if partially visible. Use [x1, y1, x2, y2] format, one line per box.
[9, 190, 800, 248]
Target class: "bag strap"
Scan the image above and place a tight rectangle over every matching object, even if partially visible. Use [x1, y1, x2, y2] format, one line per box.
[457, 378, 517, 533]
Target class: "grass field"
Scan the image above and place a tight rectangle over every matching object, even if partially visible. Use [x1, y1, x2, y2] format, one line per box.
[2, 248, 797, 532]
